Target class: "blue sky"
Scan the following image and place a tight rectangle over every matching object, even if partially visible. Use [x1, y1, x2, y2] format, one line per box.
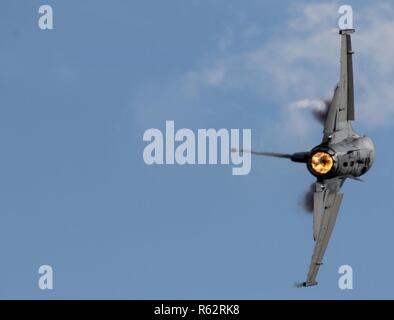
[1, 0, 394, 299]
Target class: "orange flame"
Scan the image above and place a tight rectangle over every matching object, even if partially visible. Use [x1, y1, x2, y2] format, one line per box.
[310, 152, 333, 175]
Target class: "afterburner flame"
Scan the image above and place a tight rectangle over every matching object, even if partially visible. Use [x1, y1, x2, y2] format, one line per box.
[310, 152, 333, 175]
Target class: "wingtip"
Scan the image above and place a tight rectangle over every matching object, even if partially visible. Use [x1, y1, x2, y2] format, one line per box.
[302, 281, 319, 287]
[294, 281, 318, 288]
[339, 28, 355, 35]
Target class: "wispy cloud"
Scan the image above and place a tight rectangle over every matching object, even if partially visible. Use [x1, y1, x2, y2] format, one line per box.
[132, 1, 394, 150]
[183, 1, 394, 135]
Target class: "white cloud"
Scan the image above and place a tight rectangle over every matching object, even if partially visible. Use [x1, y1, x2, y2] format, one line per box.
[184, 1, 394, 136]
[288, 2, 339, 32]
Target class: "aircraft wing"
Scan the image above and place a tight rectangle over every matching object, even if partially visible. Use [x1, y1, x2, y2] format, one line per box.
[323, 29, 355, 144]
[303, 178, 345, 287]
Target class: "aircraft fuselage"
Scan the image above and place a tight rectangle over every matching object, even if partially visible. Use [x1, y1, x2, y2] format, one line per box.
[307, 135, 375, 179]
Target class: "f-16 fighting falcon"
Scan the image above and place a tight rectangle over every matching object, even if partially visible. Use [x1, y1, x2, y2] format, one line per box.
[238, 29, 375, 286]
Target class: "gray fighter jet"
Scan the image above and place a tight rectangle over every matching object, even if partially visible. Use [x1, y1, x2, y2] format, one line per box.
[244, 29, 375, 286]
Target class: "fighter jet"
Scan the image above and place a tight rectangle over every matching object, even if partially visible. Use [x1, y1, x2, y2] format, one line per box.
[240, 29, 375, 286]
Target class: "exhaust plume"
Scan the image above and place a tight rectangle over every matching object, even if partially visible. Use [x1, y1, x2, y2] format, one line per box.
[300, 183, 315, 213]
[294, 281, 305, 288]
[231, 149, 292, 159]
[289, 99, 330, 125]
